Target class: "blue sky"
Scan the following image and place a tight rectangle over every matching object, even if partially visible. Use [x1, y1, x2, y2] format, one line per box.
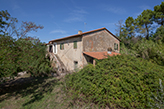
[0, 0, 163, 43]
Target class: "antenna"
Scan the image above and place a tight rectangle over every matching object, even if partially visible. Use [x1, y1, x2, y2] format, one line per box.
[84, 22, 87, 31]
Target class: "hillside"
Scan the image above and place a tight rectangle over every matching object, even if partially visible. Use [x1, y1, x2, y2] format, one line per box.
[66, 55, 164, 108]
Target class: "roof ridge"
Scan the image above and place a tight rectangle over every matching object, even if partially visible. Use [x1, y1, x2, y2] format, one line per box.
[49, 27, 120, 43]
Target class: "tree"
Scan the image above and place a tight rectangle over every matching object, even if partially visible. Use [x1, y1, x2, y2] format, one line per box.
[124, 17, 135, 38]
[0, 10, 18, 35]
[135, 9, 154, 39]
[0, 10, 43, 39]
[153, 26, 164, 42]
[154, 1, 164, 26]
[18, 21, 44, 39]
[0, 10, 51, 80]
[115, 20, 124, 37]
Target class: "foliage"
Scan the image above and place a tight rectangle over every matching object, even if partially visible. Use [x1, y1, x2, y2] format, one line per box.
[118, 2, 164, 41]
[0, 10, 10, 33]
[17, 21, 44, 39]
[149, 79, 164, 109]
[154, 2, 164, 26]
[0, 35, 52, 79]
[153, 26, 164, 42]
[124, 17, 135, 38]
[66, 55, 164, 108]
[0, 10, 51, 79]
[120, 38, 164, 67]
[0, 10, 18, 35]
[118, 2, 164, 67]
[135, 9, 154, 39]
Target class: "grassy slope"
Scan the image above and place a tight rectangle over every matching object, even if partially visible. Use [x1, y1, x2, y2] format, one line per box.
[0, 76, 71, 109]
[0, 75, 98, 109]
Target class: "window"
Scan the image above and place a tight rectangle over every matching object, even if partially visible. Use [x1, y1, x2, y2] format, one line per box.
[114, 43, 118, 50]
[60, 43, 64, 50]
[49, 45, 53, 53]
[74, 61, 78, 71]
[74, 41, 77, 49]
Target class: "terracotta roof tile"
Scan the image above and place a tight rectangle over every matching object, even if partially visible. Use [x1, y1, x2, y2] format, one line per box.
[83, 51, 120, 60]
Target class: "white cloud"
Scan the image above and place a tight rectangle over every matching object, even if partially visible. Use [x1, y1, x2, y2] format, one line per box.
[13, 4, 20, 10]
[104, 5, 127, 14]
[139, 5, 151, 10]
[11, 1, 28, 17]
[134, 5, 151, 17]
[64, 9, 88, 23]
[49, 30, 66, 34]
[64, 17, 83, 22]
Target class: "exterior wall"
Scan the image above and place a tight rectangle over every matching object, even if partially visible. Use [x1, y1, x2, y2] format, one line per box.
[54, 36, 83, 71]
[82, 30, 120, 53]
[51, 29, 120, 71]
[82, 30, 120, 65]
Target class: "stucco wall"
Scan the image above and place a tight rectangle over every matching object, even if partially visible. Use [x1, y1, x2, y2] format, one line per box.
[82, 30, 120, 53]
[51, 29, 120, 71]
[54, 36, 83, 71]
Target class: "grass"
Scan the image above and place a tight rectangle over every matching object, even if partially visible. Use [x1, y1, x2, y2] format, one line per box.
[0, 73, 100, 109]
[0, 74, 98, 109]
[0, 75, 71, 109]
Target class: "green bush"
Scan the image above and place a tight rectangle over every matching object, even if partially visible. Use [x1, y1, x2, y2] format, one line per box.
[66, 55, 164, 108]
[149, 79, 164, 108]
[120, 39, 164, 66]
[0, 35, 52, 79]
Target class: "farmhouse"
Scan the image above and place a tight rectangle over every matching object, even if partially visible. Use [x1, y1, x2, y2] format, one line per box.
[47, 27, 120, 73]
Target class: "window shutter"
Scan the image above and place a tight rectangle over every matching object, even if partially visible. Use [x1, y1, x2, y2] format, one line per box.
[74, 41, 77, 49]
[117, 44, 118, 50]
[114, 43, 118, 50]
[62, 43, 64, 50]
[60, 43, 64, 50]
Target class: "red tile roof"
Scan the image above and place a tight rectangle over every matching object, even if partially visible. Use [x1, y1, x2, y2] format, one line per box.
[49, 27, 121, 43]
[83, 51, 120, 60]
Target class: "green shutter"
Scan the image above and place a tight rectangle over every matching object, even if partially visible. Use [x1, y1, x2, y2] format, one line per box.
[62, 43, 64, 50]
[114, 43, 118, 50]
[74, 41, 77, 49]
[60, 43, 64, 50]
[117, 44, 118, 50]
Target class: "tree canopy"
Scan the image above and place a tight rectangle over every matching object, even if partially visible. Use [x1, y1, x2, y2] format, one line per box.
[0, 10, 52, 81]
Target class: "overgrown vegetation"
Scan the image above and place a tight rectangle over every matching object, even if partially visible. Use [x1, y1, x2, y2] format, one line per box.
[66, 55, 164, 108]
[118, 2, 164, 67]
[0, 10, 52, 80]
[1, 1, 164, 108]
[149, 79, 164, 108]
[66, 1, 164, 108]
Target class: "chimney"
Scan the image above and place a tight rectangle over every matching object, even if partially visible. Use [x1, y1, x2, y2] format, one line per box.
[78, 30, 82, 34]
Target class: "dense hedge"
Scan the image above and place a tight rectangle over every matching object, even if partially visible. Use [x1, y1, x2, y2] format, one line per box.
[66, 55, 164, 108]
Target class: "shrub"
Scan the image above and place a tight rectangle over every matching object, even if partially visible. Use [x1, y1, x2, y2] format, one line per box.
[66, 55, 164, 108]
[120, 39, 164, 66]
[0, 35, 52, 80]
[149, 79, 164, 109]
